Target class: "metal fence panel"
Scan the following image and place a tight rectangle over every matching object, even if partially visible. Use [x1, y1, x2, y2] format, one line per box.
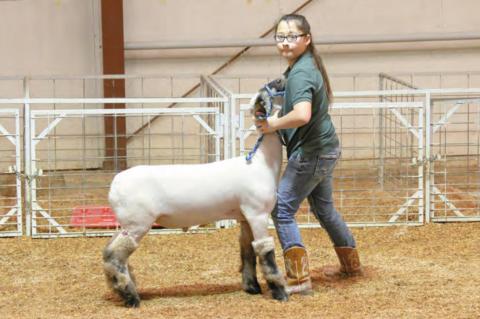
[237, 92, 426, 227]
[0, 109, 22, 237]
[2, 74, 480, 236]
[428, 95, 480, 222]
[27, 106, 222, 238]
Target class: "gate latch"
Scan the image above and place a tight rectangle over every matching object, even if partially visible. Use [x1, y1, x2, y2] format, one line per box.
[411, 154, 441, 166]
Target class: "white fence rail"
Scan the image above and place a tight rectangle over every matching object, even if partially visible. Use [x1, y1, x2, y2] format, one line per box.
[238, 98, 425, 227]
[0, 75, 479, 237]
[0, 109, 22, 237]
[233, 88, 480, 228]
[427, 95, 480, 222]
[27, 106, 222, 238]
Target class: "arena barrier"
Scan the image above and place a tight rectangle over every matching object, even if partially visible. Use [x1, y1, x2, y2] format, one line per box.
[27, 106, 222, 238]
[427, 91, 480, 222]
[236, 93, 425, 227]
[231, 87, 480, 228]
[0, 75, 479, 237]
[1, 75, 230, 238]
[0, 109, 22, 237]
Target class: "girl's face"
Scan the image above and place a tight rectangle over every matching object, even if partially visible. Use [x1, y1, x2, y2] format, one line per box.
[275, 20, 311, 65]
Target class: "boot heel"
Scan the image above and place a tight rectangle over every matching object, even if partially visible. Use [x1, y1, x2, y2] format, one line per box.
[284, 246, 313, 295]
[324, 246, 363, 278]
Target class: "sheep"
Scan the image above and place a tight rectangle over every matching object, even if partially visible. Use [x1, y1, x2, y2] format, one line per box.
[102, 91, 288, 307]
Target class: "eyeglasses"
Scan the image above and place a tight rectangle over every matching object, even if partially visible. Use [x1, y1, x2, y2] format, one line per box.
[274, 33, 306, 43]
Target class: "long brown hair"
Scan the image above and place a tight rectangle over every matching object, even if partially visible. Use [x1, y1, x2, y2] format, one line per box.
[275, 14, 333, 102]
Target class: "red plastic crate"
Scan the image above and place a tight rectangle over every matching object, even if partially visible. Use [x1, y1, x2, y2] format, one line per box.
[70, 206, 119, 228]
[70, 205, 164, 229]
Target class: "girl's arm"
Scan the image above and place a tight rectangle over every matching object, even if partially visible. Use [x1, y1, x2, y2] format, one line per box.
[255, 101, 311, 134]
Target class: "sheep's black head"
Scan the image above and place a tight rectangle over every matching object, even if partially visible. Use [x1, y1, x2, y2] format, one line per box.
[250, 78, 285, 120]
[250, 91, 270, 120]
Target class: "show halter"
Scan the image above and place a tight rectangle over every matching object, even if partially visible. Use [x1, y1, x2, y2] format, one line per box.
[245, 85, 285, 163]
[263, 84, 286, 99]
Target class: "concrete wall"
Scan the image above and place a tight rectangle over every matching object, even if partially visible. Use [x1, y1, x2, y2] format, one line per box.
[0, 0, 100, 79]
[1, 0, 479, 87]
[123, 0, 480, 90]
[1, 0, 480, 171]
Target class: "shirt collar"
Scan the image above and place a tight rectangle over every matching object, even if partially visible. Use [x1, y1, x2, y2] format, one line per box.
[283, 50, 313, 77]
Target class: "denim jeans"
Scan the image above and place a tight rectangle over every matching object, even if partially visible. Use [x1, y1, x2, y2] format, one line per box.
[272, 148, 356, 251]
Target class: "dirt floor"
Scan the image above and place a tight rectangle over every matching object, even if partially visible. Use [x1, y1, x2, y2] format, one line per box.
[1, 223, 479, 319]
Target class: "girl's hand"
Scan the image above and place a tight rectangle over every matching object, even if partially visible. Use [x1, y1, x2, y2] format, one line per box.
[255, 115, 278, 134]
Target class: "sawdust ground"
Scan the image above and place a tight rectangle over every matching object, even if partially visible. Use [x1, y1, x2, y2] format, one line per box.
[0, 223, 479, 319]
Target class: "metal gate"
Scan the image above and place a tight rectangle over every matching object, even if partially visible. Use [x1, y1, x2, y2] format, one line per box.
[237, 91, 426, 227]
[26, 105, 222, 238]
[379, 76, 480, 222]
[2, 81, 480, 237]
[0, 108, 22, 237]
[427, 90, 480, 222]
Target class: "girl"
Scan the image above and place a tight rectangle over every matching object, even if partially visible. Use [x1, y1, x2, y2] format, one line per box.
[255, 14, 363, 295]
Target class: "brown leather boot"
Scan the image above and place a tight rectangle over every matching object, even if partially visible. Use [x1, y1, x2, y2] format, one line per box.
[283, 246, 313, 295]
[324, 246, 363, 277]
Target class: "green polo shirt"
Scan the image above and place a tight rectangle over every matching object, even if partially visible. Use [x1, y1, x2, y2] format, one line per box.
[280, 51, 339, 158]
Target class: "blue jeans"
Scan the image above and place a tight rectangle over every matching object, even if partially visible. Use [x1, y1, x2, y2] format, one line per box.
[272, 148, 356, 251]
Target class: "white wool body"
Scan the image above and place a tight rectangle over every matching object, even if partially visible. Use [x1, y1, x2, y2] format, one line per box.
[108, 132, 282, 239]
[103, 97, 289, 307]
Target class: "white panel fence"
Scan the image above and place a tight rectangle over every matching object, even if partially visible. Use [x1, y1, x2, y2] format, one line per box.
[0, 76, 479, 237]
[0, 109, 22, 237]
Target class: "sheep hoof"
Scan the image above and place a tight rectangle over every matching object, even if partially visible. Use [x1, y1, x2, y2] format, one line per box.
[121, 290, 141, 308]
[243, 279, 262, 295]
[124, 296, 140, 308]
[271, 287, 289, 302]
[117, 282, 141, 308]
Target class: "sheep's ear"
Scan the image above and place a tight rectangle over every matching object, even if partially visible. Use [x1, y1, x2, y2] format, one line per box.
[249, 93, 260, 115]
[249, 92, 260, 108]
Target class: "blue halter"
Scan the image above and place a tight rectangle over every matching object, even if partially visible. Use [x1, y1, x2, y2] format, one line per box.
[245, 86, 285, 163]
[245, 135, 265, 162]
[263, 84, 286, 98]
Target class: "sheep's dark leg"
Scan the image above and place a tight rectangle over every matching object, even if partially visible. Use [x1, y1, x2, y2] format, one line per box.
[239, 221, 261, 294]
[252, 237, 288, 301]
[103, 230, 141, 307]
[241, 210, 288, 302]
